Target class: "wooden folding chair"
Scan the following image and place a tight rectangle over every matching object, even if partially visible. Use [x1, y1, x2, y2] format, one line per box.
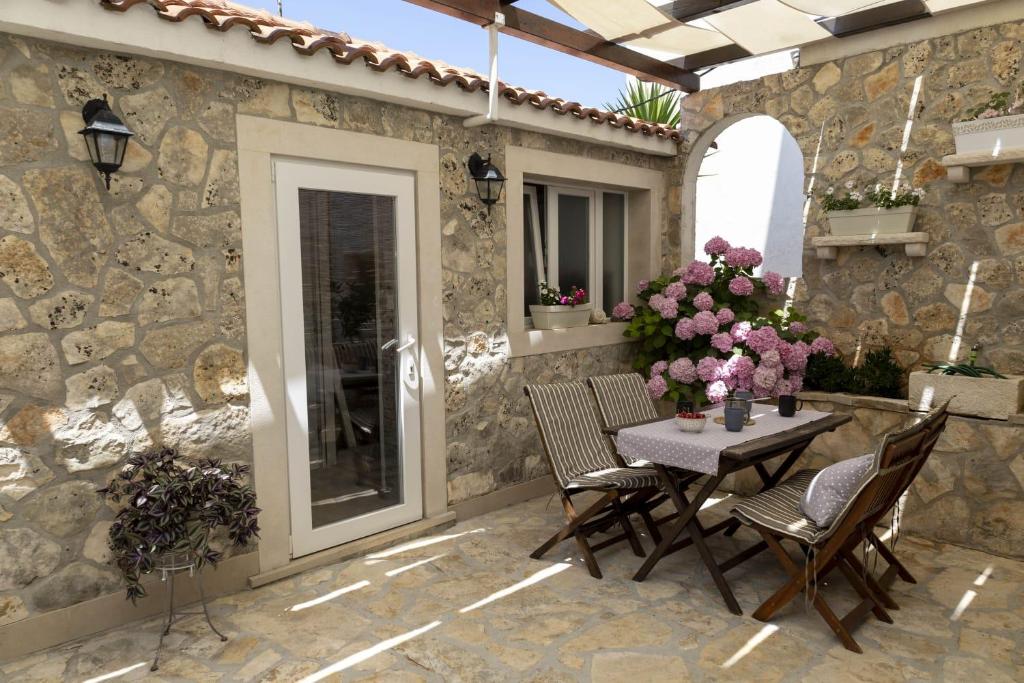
[729, 411, 947, 653]
[524, 382, 663, 579]
[586, 373, 675, 542]
[860, 401, 950, 592]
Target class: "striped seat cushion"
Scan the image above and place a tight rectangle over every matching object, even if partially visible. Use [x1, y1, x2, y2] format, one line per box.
[588, 373, 659, 467]
[565, 467, 661, 491]
[525, 381, 621, 489]
[730, 469, 828, 544]
[589, 373, 659, 428]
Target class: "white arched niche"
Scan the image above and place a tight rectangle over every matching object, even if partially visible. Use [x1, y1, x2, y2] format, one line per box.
[683, 114, 805, 277]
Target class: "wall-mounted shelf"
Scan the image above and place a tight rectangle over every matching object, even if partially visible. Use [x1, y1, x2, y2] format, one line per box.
[941, 147, 1024, 183]
[812, 232, 930, 259]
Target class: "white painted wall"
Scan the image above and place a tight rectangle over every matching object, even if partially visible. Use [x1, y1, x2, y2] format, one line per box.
[694, 115, 805, 276]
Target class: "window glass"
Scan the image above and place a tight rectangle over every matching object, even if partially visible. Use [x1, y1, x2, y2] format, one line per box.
[523, 187, 545, 314]
[602, 193, 626, 315]
[556, 194, 589, 296]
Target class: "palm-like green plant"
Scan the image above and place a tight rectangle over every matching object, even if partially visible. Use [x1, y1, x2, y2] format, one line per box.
[604, 80, 681, 126]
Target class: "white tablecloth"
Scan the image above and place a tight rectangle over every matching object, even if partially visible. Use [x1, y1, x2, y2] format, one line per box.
[616, 405, 832, 475]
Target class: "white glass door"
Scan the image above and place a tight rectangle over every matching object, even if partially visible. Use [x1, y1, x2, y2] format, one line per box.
[275, 159, 422, 558]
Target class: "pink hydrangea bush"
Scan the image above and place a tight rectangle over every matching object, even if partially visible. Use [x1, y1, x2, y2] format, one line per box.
[618, 237, 834, 405]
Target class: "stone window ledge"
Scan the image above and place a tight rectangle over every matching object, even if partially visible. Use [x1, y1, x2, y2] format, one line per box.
[508, 322, 635, 357]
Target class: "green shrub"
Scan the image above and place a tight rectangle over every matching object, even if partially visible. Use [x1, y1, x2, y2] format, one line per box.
[804, 346, 905, 398]
[857, 347, 904, 398]
[805, 352, 856, 394]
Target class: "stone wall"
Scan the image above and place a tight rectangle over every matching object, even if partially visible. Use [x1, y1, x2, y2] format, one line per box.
[0, 33, 677, 625]
[679, 20, 1024, 373]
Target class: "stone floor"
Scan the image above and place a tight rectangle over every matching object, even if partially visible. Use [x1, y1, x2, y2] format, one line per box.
[4, 493, 1023, 682]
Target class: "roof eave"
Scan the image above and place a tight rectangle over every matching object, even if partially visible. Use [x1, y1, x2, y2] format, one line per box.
[0, 0, 679, 156]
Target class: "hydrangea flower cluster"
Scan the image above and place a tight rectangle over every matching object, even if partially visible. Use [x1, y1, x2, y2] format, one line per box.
[613, 237, 835, 405]
[612, 302, 635, 321]
[724, 247, 763, 269]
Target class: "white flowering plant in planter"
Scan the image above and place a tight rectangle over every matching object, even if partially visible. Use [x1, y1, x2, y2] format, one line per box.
[820, 180, 924, 236]
[953, 86, 1024, 156]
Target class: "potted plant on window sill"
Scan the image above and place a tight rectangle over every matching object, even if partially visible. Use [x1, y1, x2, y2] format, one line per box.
[820, 180, 924, 236]
[952, 88, 1024, 156]
[529, 282, 592, 330]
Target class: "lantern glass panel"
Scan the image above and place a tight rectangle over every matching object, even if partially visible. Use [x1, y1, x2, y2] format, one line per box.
[475, 178, 492, 203]
[114, 135, 129, 167]
[83, 133, 100, 165]
[97, 132, 119, 165]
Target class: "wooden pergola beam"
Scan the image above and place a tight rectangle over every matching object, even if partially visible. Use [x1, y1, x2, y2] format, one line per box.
[402, 0, 701, 92]
[669, 44, 751, 72]
[657, 1, 757, 23]
[817, 0, 930, 38]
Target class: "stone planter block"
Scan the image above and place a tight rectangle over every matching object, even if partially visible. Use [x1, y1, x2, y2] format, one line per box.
[909, 371, 1024, 420]
[826, 205, 917, 236]
[528, 303, 593, 330]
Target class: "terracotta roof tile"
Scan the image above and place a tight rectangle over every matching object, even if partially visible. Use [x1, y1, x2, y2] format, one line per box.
[98, 0, 681, 143]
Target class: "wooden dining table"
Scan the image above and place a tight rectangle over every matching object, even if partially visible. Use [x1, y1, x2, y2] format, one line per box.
[603, 406, 852, 615]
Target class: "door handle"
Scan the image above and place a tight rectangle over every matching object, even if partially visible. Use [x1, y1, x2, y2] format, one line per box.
[381, 336, 416, 353]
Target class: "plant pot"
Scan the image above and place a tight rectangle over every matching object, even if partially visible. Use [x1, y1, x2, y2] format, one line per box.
[529, 303, 593, 330]
[826, 205, 917, 236]
[908, 371, 1024, 420]
[952, 113, 1024, 155]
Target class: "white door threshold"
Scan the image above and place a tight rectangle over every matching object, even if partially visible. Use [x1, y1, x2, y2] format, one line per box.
[249, 512, 456, 588]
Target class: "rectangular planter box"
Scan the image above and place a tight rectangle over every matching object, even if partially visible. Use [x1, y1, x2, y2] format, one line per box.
[529, 303, 593, 330]
[823, 204, 921, 236]
[909, 371, 1024, 420]
[826, 205, 917, 236]
[952, 113, 1024, 155]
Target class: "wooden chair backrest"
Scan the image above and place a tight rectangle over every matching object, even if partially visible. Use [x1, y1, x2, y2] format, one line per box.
[587, 373, 659, 429]
[822, 418, 930, 547]
[524, 382, 620, 489]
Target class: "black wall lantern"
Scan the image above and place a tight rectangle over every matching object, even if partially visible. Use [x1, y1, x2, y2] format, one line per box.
[79, 96, 133, 190]
[467, 152, 505, 214]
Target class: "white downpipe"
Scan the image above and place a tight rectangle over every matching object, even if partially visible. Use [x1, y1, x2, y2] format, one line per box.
[464, 12, 505, 128]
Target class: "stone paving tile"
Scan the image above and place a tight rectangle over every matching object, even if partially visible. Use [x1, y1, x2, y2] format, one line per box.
[3, 494, 1023, 681]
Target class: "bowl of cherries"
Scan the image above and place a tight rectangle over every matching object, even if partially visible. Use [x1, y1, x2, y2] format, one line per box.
[675, 411, 707, 433]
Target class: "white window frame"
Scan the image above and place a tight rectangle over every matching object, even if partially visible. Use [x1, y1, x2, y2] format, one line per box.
[525, 182, 628, 317]
[505, 146, 664, 358]
[524, 184, 545, 283]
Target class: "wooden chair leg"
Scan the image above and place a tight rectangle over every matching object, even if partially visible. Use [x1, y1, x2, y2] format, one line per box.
[809, 582, 863, 654]
[753, 531, 863, 653]
[752, 531, 807, 622]
[868, 531, 917, 584]
[613, 498, 646, 558]
[841, 548, 899, 611]
[531, 491, 615, 561]
[836, 556, 893, 624]
[639, 508, 663, 544]
[574, 529, 602, 579]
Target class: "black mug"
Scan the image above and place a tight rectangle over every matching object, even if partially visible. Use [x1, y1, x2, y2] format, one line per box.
[778, 394, 803, 417]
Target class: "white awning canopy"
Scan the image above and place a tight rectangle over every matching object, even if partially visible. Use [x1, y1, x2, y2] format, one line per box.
[547, 0, 994, 67]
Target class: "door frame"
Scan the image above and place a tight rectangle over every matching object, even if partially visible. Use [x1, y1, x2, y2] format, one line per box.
[237, 116, 447, 574]
[274, 159, 423, 557]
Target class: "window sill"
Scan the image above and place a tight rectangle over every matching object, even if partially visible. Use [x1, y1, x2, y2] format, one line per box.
[508, 321, 635, 358]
